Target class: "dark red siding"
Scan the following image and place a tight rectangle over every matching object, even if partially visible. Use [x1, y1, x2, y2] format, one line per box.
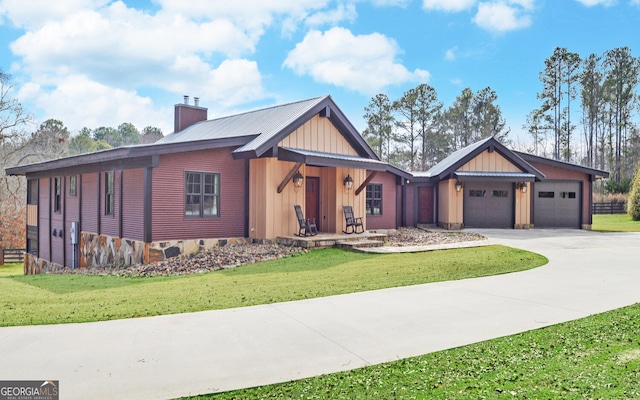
[100, 171, 119, 237]
[38, 178, 50, 261]
[51, 177, 64, 265]
[405, 184, 416, 227]
[366, 171, 398, 230]
[151, 148, 247, 241]
[122, 169, 145, 241]
[528, 161, 592, 226]
[81, 173, 98, 234]
[65, 175, 80, 268]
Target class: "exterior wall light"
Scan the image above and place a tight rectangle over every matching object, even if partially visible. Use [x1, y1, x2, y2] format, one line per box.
[343, 174, 354, 191]
[293, 171, 304, 191]
[455, 180, 463, 192]
[517, 182, 528, 193]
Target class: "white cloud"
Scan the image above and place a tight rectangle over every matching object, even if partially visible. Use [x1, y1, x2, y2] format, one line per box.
[305, 3, 357, 26]
[451, 78, 463, 85]
[283, 27, 430, 94]
[0, 0, 108, 28]
[575, 0, 615, 6]
[445, 47, 458, 61]
[423, 0, 477, 12]
[17, 75, 172, 133]
[474, 1, 532, 32]
[370, 0, 412, 6]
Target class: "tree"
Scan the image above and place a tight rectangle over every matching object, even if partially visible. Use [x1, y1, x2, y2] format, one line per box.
[69, 134, 98, 155]
[140, 126, 164, 144]
[93, 126, 121, 147]
[393, 88, 421, 170]
[414, 84, 445, 170]
[602, 47, 640, 183]
[363, 94, 395, 162]
[580, 54, 605, 169]
[118, 122, 140, 146]
[627, 162, 640, 220]
[445, 87, 474, 150]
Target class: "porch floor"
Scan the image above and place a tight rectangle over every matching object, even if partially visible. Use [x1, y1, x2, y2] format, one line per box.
[276, 231, 387, 249]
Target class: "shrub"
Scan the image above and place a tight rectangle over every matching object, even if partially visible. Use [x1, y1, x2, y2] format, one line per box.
[627, 163, 640, 221]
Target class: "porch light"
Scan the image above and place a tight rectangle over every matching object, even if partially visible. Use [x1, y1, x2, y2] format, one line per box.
[293, 171, 304, 190]
[343, 174, 354, 191]
[517, 182, 528, 193]
[455, 180, 463, 192]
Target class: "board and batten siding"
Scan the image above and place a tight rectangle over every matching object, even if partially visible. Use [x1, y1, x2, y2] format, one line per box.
[81, 173, 99, 234]
[122, 168, 145, 241]
[152, 148, 247, 241]
[65, 175, 80, 267]
[100, 171, 119, 237]
[278, 115, 359, 156]
[38, 178, 50, 261]
[50, 176, 64, 266]
[458, 150, 521, 173]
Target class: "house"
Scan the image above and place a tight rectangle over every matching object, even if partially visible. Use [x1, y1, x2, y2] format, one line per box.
[6, 95, 608, 274]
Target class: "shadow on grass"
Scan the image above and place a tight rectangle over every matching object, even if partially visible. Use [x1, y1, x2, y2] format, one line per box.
[9, 274, 168, 295]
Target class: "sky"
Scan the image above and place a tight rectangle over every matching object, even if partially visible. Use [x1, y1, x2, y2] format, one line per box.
[0, 0, 639, 144]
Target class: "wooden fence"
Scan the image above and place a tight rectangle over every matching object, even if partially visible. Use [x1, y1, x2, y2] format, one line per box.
[0, 248, 26, 265]
[592, 202, 626, 215]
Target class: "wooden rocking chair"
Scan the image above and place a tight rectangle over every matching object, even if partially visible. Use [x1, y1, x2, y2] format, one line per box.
[294, 205, 318, 236]
[343, 205, 364, 234]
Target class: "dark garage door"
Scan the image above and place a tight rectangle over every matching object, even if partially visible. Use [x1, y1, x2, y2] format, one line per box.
[463, 182, 513, 228]
[534, 181, 581, 228]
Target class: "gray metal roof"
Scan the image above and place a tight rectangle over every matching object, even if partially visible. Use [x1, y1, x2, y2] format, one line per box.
[158, 96, 327, 146]
[278, 147, 389, 171]
[454, 171, 537, 182]
[424, 137, 494, 178]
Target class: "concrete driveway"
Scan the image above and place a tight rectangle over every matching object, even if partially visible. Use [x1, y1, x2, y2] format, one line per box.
[0, 229, 639, 399]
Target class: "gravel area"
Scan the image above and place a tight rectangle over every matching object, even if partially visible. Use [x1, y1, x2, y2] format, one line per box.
[386, 227, 486, 247]
[60, 227, 485, 277]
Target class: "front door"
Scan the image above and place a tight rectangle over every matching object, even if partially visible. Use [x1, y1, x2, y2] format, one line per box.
[305, 177, 320, 232]
[418, 187, 434, 224]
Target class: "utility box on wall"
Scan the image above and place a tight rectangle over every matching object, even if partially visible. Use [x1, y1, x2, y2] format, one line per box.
[70, 221, 79, 245]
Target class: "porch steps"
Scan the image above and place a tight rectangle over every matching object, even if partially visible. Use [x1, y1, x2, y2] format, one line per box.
[276, 232, 387, 249]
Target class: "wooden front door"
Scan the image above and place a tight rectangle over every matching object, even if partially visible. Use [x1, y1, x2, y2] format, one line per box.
[418, 187, 434, 224]
[305, 177, 320, 231]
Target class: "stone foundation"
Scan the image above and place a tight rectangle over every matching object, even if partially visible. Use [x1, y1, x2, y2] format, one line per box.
[23, 233, 250, 274]
[514, 224, 534, 229]
[439, 222, 464, 230]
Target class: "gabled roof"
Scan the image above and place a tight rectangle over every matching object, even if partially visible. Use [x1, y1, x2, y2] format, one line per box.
[158, 95, 378, 160]
[514, 151, 609, 179]
[6, 95, 379, 177]
[417, 136, 545, 182]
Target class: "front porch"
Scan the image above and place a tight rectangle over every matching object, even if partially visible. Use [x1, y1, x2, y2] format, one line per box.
[276, 231, 388, 250]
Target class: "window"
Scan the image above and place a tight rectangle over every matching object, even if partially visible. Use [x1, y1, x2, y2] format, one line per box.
[54, 177, 61, 213]
[561, 192, 576, 199]
[185, 172, 220, 218]
[538, 191, 555, 198]
[69, 176, 77, 196]
[105, 171, 114, 215]
[492, 190, 508, 198]
[366, 184, 383, 216]
[469, 190, 486, 197]
[27, 179, 38, 205]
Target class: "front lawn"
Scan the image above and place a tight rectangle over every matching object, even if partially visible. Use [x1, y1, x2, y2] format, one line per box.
[592, 214, 640, 232]
[186, 302, 640, 399]
[0, 245, 546, 326]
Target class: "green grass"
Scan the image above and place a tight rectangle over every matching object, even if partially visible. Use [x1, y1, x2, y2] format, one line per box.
[0, 245, 546, 327]
[0, 263, 22, 277]
[593, 214, 640, 232]
[184, 303, 640, 400]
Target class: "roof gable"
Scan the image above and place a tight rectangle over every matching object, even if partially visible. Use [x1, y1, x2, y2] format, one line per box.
[514, 151, 609, 179]
[424, 137, 545, 181]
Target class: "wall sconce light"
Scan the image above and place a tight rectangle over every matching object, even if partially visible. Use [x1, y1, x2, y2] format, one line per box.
[343, 174, 354, 191]
[517, 182, 528, 193]
[293, 171, 304, 191]
[455, 180, 463, 192]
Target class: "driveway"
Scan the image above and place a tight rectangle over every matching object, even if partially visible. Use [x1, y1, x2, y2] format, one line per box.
[0, 230, 639, 399]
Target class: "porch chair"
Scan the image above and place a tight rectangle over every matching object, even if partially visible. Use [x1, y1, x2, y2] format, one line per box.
[294, 205, 318, 236]
[343, 205, 364, 234]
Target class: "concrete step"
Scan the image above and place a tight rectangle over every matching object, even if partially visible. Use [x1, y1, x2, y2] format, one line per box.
[335, 239, 385, 251]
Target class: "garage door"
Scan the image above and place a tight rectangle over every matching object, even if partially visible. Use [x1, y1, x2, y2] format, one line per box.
[534, 181, 581, 228]
[463, 182, 513, 228]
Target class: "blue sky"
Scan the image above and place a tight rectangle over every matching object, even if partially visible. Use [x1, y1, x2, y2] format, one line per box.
[0, 0, 639, 145]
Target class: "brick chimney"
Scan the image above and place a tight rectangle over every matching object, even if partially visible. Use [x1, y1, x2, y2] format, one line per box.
[174, 95, 208, 133]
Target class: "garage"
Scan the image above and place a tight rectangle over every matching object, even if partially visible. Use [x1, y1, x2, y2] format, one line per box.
[533, 180, 581, 228]
[463, 181, 513, 228]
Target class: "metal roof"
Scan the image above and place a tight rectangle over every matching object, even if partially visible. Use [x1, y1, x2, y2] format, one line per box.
[158, 96, 327, 146]
[514, 151, 609, 179]
[278, 147, 389, 171]
[454, 171, 537, 182]
[423, 137, 494, 178]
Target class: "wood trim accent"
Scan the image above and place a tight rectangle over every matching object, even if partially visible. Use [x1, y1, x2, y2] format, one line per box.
[143, 167, 153, 243]
[277, 162, 303, 194]
[355, 171, 378, 196]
